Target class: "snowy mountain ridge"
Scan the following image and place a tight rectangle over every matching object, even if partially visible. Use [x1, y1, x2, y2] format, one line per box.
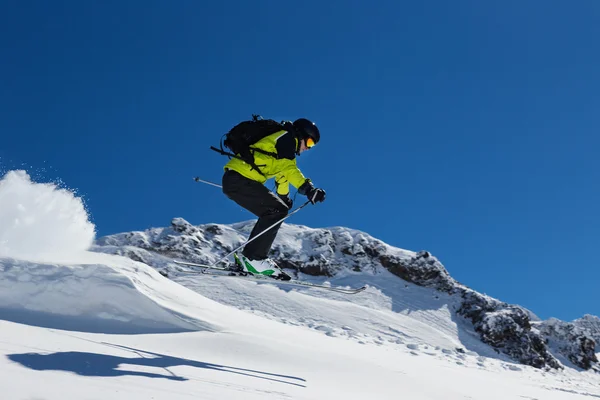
[95, 217, 600, 372]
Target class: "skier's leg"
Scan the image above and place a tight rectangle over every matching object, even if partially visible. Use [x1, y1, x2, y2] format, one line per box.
[222, 169, 288, 260]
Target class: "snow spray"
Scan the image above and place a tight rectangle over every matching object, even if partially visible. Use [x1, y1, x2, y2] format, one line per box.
[0, 170, 96, 261]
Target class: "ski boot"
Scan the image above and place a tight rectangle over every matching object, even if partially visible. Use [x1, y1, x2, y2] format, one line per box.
[233, 253, 291, 281]
[226, 253, 246, 276]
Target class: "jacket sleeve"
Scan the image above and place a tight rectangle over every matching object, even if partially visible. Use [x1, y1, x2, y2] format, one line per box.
[275, 173, 290, 196]
[274, 158, 308, 195]
[273, 132, 308, 195]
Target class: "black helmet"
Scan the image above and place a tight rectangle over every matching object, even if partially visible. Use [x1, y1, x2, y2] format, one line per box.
[293, 118, 320, 144]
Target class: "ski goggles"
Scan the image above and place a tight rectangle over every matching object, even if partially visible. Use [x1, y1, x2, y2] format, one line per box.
[306, 137, 316, 148]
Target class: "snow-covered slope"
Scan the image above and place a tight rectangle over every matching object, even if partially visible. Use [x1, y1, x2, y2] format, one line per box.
[0, 256, 212, 334]
[1, 170, 599, 399]
[95, 216, 599, 372]
[2, 250, 598, 399]
[4, 311, 598, 400]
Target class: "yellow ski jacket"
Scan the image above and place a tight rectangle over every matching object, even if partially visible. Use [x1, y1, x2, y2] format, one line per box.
[224, 130, 308, 196]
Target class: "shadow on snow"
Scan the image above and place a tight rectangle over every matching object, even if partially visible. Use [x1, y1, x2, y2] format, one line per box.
[8, 344, 306, 387]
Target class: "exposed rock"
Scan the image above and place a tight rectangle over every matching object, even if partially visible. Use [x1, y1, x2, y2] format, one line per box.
[205, 224, 223, 235]
[573, 315, 600, 346]
[171, 217, 197, 235]
[381, 250, 456, 293]
[456, 289, 562, 370]
[537, 318, 598, 370]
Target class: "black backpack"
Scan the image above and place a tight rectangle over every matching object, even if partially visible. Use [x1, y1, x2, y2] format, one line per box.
[211, 115, 289, 175]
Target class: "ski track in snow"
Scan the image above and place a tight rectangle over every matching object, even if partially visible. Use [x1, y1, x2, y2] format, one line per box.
[172, 272, 462, 350]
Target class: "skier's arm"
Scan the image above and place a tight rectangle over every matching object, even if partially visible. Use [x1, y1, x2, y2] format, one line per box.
[274, 132, 308, 196]
[275, 160, 307, 195]
[274, 133, 325, 203]
[275, 174, 290, 196]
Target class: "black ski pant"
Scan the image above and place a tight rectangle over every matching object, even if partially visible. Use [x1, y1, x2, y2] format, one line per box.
[222, 169, 289, 260]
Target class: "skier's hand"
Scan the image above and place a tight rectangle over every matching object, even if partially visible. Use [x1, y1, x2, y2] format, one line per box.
[307, 187, 326, 204]
[299, 179, 326, 204]
[278, 193, 293, 209]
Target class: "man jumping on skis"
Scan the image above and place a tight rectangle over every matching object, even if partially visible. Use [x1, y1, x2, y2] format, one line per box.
[221, 118, 326, 280]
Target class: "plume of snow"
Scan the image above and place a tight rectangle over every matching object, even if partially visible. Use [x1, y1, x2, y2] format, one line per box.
[0, 170, 95, 261]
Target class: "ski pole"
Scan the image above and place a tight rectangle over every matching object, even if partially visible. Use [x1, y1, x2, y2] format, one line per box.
[211, 200, 311, 267]
[193, 177, 222, 188]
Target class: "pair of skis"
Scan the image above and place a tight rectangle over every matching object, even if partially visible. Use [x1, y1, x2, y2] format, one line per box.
[170, 195, 365, 294]
[171, 259, 367, 295]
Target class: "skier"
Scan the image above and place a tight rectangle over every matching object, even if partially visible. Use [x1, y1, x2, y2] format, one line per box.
[221, 118, 326, 280]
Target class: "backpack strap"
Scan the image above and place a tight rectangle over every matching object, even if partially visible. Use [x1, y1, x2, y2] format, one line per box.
[211, 145, 269, 177]
[248, 146, 278, 159]
[211, 136, 278, 177]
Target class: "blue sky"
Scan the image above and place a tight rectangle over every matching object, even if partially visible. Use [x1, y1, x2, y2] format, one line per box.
[1, 1, 598, 322]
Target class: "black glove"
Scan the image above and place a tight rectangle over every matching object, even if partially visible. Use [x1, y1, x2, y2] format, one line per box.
[299, 179, 326, 204]
[307, 187, 326, 204]
[278, 193, 293, 209]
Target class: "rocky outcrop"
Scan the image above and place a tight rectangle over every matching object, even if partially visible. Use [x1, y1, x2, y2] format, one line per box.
[379, 251, 457, 293]
[537, 318, 598, 370]
[573, 314, 600, 345]
[457, 290, 562, 369]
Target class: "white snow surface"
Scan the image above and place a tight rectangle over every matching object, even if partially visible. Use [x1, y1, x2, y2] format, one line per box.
[0, 170, 599, 399]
